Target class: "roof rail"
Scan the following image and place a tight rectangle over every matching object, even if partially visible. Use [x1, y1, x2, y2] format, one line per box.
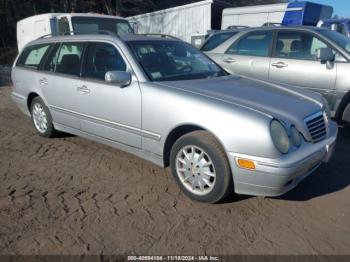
[226, 25, 250, 29]
[36, 34, 53, 40]
[262, 22, 282, 27]
[138, 34, 180, 40]
[35, 30, 121, 42]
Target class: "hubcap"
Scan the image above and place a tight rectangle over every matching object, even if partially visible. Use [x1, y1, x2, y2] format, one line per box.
[32, 103, 48, 133]
[175, 145, 216, 196]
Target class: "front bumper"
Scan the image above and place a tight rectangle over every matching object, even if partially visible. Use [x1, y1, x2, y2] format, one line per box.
[228, 121, 338, 197]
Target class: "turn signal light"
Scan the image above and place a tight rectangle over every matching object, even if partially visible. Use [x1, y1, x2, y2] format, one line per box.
[237, 159, 256, 170]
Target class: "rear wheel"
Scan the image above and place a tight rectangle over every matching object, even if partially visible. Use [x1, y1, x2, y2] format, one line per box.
[170, 131, 233, 203]
[30, 97, 57, 138]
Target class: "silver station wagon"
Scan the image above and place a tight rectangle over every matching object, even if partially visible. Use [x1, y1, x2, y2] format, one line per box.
[11, 34, 337, 203]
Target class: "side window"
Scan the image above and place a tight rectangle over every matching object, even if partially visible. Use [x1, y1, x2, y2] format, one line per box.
[201, 32, 237, 52]
[310, 37, 328, 56]
[226, 31, 272, 57]
[43, 42, 85, 76]
[275, 31, 328, 60]
[58, 17, 70, 35]
[16, 44, 51, 70]
[339, 23, 348, 37]
[84, 42, 127, 81]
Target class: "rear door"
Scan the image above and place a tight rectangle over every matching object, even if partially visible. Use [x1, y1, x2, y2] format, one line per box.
[269, 30, 337, 102]
[39, 41, 86, 130]
[220, 30, 273, 80]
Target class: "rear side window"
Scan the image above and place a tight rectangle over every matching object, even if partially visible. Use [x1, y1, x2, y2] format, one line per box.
[43, 42, 85, 76]
[201, 32, 237, 52]
[84, 42, 126, 81]
[226, 31, 272, 57]
[16, 44, 51, 69]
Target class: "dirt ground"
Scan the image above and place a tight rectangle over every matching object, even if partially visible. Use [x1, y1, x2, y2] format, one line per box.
[0, 86, 349, 255]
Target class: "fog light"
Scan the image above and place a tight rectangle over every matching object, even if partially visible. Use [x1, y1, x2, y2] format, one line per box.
[237, 159, 256, 170]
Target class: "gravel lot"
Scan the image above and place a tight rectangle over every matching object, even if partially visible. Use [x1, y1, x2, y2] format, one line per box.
[0, 86, 349, 255]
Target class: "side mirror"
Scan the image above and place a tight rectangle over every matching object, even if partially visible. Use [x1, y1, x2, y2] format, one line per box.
[316, 48, 335, 69]
[105, 71, 132, 87]
[316, 48, 334, 62]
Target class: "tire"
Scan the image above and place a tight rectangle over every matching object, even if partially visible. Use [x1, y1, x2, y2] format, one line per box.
[336, 102, 350, 132]
[30, 96, 57, 138]
[343, 122, 350, 134]
[170, 131, 234, 203]
[335, 94, 350, 124]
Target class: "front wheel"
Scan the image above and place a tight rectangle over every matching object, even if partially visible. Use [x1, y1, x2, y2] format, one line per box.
[170, 131, 233, 203]
[30, 97, 57, 138]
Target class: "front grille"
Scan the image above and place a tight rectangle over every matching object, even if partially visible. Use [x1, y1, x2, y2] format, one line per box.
[305, 112, 327, 143]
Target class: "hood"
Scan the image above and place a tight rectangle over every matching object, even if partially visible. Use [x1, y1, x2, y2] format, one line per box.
[156, 75, 323, 124]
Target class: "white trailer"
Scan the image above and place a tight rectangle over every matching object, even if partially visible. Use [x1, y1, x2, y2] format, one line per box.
[221, 3, 289, 29]
[127, 0, 233, 47]
[17, 13, 134, 51]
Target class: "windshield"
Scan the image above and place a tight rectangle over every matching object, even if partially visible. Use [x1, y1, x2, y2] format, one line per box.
[71, 17, 134, 35]
[318, 29, 350, 54]
[127, 40, 226, 81]
[201, 31, 238, 52]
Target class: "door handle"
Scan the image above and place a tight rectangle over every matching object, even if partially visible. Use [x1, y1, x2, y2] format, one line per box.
[271, 62, 288, 68]
[39, 78, 48, 85]
[223, 57, 236, 63]
[77, 85, 90, 94]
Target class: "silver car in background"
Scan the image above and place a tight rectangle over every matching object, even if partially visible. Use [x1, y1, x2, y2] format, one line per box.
[11, 34, 337, 203]
[204, 26, 350, 126]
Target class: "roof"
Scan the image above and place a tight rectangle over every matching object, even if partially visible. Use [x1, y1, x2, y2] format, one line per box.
[208, 25, 325, 36]
[239, 25, 325, 32]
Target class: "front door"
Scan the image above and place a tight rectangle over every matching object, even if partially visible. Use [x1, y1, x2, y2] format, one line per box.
[78, 42, 142, 148]
[269, 30, 337, 102]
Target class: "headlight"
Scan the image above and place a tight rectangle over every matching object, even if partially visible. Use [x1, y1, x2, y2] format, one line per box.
[270, 120, 290, 154]
[290, 125, 302, 147]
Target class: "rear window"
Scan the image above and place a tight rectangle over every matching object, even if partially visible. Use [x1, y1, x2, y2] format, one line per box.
[16, 44, 51, 70]
[201, 32, 237, 52]
[43, 42, 85, 77]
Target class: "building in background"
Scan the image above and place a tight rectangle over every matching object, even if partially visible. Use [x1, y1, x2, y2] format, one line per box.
[127, 0, 234, 48]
